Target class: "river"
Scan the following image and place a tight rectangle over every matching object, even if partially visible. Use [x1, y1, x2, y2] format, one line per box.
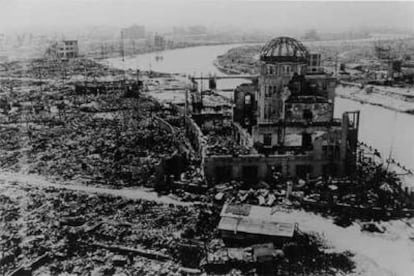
[335, 98, 414, 171]
[104, 44, 414, 171]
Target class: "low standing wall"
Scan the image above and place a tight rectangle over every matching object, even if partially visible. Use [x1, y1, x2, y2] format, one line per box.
[204, 153, 345, 184]
[170, 103, 207, 180]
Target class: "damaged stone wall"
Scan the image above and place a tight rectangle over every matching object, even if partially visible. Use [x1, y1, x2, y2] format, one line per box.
[232, 122, 254, 148]
[204, 153, 346, 184]
[284, 102, 333, 122]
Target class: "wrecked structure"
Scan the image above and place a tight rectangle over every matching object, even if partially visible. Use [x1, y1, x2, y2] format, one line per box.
[190, 90, 233, 132]
[57, 40, 79, 59]
[45, 40, 79, 60]
[74, 79, 142, 97]
[198, 37, 360, 184]
[218, 204, 297, 245]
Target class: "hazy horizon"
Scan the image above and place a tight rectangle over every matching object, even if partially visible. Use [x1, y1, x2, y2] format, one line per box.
[0, 0, 413, 35]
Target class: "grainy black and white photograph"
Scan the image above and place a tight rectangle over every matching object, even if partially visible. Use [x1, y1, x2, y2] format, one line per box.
[0, 0, 414, 275]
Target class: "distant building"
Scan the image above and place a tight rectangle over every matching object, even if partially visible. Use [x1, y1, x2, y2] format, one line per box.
[122, 25, 146, 39]
[388, 60, 403, 80]
[307, 53, 323, 74]
[173, 25, 207, 35]
[154, 34, 165, 49]
[188, 25, 207, 35]
[57, 40, 79, 59]
[172, 26, 187, 35]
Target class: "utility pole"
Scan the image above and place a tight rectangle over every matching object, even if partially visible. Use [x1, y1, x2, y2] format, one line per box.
[101, 44, 105, 59]
[121, 30, 125, 62]
[200, 73, 203, 92]
[335, 52, 338, 76]
[36, 65, 42, 92]
[83, 64, 87, 103]
[184, 88, 188, 117]
[61, 61, 66, 85]
[184, 87, 190, 137]
[136, 69, 139, 83]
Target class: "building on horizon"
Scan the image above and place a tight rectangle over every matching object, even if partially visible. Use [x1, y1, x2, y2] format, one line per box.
[57, 40, 79, 59]
[121, 25, 146, 40]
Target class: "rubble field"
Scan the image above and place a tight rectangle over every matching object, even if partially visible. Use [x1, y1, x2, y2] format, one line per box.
[0, 58, 195, 188]
[0, 58, 124, 81]
[0, 182, 356, 276]
[0, 56, 406, 275]
[0, 182, 200, 275]
[206, 127, 251, 156]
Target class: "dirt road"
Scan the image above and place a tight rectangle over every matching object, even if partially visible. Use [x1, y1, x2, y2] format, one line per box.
[0, 170, 192, 206]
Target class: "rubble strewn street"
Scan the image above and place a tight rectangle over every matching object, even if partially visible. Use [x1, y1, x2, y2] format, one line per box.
[0, 179, 359, 276]
[0, 59, 191, 188]
[0, 181, 198, 275]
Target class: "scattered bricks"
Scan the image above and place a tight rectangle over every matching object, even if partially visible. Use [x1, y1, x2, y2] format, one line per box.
[1, 182, 200, 275]
[206, 131, 251, 157]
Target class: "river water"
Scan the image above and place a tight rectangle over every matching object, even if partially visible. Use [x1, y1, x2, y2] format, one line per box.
[104, 44, 414, 171]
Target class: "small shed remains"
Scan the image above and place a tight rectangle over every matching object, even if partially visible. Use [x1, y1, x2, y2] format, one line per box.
[217, 204, 297, 245]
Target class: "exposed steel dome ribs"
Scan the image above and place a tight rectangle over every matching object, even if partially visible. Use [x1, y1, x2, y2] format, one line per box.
[260, 37, 309, 63]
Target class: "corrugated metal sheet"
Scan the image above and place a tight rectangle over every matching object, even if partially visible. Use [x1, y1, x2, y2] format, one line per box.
[218, 216, 295, 238]
[220, 204, 296, 222]
[224, 204, 251, 216]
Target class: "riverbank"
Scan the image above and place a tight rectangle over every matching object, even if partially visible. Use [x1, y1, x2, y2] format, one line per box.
[215, 45, 260, 75]
[93, 40, 264, 62]
[337, 83, 414, 114]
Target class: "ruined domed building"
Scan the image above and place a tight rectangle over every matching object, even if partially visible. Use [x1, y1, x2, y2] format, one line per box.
[204, 37, 360, 183]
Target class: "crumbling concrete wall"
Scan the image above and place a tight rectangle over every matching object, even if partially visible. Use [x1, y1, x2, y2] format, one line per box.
[153, 115, 176, 140]
[170, 102, 207, 179]
[152, 115, 188, 182]
[184, 115, 207, 180]
[284, 102, 333, 122]
[204, 153, 346, 184]
[233, 122, 253, 148]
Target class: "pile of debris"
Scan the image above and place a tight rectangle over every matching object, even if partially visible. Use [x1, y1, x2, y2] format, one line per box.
[0, 58, 124, 81]
[0, 73, 189, 187]
[202, 235, 354, 276]
[206, 134, 251, 156]
[210, 157, 414, 222]
[0, 126, 22, 171]
[0, 184, 205, 275]
[27, 109, 178, 186]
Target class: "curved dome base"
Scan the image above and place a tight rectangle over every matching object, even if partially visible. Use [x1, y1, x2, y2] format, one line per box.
[260, 37, 309, 63]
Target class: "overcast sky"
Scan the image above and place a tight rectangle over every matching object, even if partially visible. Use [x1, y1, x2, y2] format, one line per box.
[0, 0, 413, 34]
